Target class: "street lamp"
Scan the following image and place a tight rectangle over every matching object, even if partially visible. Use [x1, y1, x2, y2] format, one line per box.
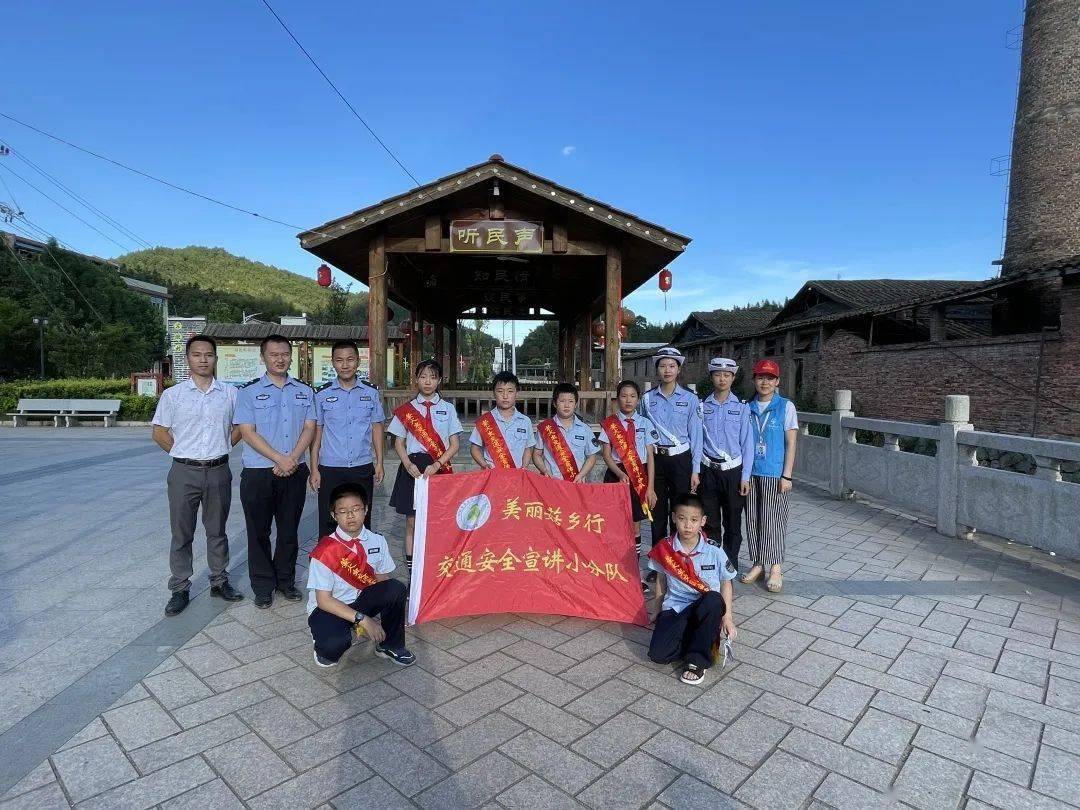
[31, 316, 48, 379]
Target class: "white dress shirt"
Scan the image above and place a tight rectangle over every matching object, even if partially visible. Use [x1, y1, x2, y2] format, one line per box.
[152, 378, 237, 460]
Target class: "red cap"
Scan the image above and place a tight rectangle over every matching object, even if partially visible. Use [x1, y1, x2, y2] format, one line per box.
[752, 359, 781, 378]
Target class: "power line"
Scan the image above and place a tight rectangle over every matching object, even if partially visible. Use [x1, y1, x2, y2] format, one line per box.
[0, 111, 324, 234]
[0, 170, 23, 215]
[1, 139, 152, 249]
[257, 0, 422, 187]
[0, 162, 134, 252]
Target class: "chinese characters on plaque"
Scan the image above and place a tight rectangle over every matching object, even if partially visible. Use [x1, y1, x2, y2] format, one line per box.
[450, 219, 544, 254]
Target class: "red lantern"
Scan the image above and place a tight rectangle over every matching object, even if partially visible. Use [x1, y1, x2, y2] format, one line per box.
[620, 307, 635, 327]
[619, 324, 628, 340]
[658, 269, 672, 292]
[316, 264, 332, 287]
[592, 321, 605, 338]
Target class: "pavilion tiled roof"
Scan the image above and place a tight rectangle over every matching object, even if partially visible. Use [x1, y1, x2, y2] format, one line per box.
[202, 322, 405, 341]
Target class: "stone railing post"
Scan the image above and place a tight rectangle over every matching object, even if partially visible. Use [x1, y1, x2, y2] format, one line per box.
[937, 394, 973, 538]
[830, 389, 854, 497]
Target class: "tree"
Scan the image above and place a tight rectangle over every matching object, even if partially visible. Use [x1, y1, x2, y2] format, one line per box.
[312, 280, 354, 324]
[464, 319, 496, 383]
[518, 322, 558, 364]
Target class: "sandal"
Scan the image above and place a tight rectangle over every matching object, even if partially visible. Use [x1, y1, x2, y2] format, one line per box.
[680, 663, 707, 685]
[766, 572, 783, 592]
[739, 566, 763, 585]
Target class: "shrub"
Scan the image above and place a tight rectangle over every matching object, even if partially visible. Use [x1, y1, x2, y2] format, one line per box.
[0, 378, 159, 421]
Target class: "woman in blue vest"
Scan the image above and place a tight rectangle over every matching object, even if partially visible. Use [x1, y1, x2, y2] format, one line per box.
[739, 359, 798, 592]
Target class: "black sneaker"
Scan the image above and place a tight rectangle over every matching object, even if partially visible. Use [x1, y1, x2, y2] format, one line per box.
[164, 590, 189, 617]
[374, 646, 416, 666]
[211, 581, 244, 602]
[253, 593, 273, 610]
[313, 648, 338, 668]
[277, 585, 303, 601]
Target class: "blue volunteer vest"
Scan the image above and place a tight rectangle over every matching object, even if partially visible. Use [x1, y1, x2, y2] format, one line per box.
[749, 395, 791, 478]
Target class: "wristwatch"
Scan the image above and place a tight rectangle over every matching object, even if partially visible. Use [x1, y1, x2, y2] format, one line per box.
[354, 612, 366, 624]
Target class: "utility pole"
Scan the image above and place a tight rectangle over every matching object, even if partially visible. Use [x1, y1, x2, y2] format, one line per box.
[31, 316, 48, 379]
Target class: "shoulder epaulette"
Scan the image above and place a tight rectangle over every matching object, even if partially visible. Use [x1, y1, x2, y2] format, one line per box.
[359, 377, 378, 390]
[239, 377, 260, 388]
[315, 380, 333, 392]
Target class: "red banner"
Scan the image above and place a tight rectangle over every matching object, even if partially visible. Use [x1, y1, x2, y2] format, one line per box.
[408, 469, 647, 626]
[538, 418, 579, 480]
[476, 411, 516, 469]
[393, 402, 453, 473]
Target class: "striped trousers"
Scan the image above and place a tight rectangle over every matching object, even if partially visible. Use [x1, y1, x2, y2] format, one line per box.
[744, 475, 788, 566]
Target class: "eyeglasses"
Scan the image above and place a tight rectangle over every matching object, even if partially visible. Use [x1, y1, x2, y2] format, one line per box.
[333, 506, 366, 517]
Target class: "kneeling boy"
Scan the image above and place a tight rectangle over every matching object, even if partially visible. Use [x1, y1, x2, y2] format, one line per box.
[647, 493, 738, 685]
[307, 482, 415, 668]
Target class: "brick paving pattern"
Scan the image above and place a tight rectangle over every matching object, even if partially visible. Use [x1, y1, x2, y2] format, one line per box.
[2, 430, 1079, 808]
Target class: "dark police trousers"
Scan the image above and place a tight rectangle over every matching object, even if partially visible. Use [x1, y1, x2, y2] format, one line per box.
[308, 579, 407, 663]
[699, 463, 745, 568]
[649, 591, 725, 670]
[317, 463, 375, 536]
[240, 464, 308, 598]
[651, 451, 693, 545]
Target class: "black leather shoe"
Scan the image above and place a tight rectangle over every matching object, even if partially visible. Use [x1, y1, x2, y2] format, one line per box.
[277, 585, 303, 601]
[253, 593, 273, 610]
[165, 590, 190, 617]
[211, 581, 244, 602]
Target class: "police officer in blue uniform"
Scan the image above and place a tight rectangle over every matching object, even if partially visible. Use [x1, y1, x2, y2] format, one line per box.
[234, 334, 317, 609]
[640, 347, 703, 546]
[310, 340, 385, 536]
[699, 357, 754, 570]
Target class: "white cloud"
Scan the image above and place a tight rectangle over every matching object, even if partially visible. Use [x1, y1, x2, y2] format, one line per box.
[561, 145, 576, 156]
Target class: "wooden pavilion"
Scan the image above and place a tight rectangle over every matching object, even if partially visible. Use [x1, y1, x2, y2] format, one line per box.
[299, 155, 689, 417]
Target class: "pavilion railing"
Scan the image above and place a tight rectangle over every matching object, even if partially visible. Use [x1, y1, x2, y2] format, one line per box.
[382, 389, 615, 426]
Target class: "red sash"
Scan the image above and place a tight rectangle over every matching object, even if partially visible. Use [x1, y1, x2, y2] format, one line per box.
[601, 414, 651, 519]
[476, 411, 516, 469]
[309, 535, 379, 590]
[648, 534, 724, 664]
[394, 401, 453, 473]
[647, 535, 711, 594]
[538, 418, 579, 480]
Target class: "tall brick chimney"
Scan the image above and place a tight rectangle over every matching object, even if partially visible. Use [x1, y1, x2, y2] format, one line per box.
[1001, 0, 1080, 275]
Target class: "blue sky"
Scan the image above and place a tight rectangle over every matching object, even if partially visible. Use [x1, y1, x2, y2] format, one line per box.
[1, 1, 1023, 340]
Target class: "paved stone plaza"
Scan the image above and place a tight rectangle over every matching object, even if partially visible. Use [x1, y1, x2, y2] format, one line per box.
[2, 428, 1080, 809]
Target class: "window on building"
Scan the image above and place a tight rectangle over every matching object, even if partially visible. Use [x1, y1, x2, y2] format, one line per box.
[764, 338, 778, 357]
[794, 330, 820, 353]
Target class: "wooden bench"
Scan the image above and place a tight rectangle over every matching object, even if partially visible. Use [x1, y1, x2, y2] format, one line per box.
[7, 398, 70, 427]
[64, 399, 121, 427]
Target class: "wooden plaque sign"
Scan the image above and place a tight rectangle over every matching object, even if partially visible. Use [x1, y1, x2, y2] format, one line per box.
[450, 220, 544, 254]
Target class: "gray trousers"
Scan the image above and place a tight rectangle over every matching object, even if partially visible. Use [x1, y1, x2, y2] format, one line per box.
[167, 460, 232, 592]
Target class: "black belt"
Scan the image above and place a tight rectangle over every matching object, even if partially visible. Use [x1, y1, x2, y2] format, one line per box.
[174, 455, 229, 468]
[654, 445, 688, 457]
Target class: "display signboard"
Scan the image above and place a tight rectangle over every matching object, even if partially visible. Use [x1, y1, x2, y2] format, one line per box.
[312, 346, 370, 387]
[167, 317, 207, 382]
[217, 343, 302, 386]
[449, 220, 543, 254]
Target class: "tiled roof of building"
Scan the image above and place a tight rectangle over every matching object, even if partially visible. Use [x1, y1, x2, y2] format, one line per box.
[690, 309, 778, 337]
[203, 322, 405, 341]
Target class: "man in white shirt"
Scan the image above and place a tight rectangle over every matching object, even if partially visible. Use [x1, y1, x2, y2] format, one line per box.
[152, 334, 244, 616]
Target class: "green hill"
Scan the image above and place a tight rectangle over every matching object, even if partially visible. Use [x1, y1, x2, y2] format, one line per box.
[115, 246, 352, 315]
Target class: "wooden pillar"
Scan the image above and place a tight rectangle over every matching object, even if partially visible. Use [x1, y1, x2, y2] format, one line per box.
[577, 311, 591, 390]
[448, 322, 459, 386]
[604, 246, 622, 395]
[434, 322, 445, 372]
[409, 309, 422, 375]
[367, 235, 387, 388]
[558, 318, 573, 382]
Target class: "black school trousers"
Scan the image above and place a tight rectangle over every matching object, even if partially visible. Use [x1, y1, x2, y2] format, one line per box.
[308, 579, 407, 662]
[240, 464, 308, 598]
[698, 463, 745, 567]
[651, 451, 693, 545]
[648, 591, 725, 670]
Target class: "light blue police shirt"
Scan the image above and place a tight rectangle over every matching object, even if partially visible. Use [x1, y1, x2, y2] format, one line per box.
[640, 384, 704, 473]
[315, 378, 385, 467]
[534, 415, 599, 479]
[234, 374, 316, 469]
[702, 391, 755, 483]
[469, 408, 535, 468]
[647, 534, 737, 613]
